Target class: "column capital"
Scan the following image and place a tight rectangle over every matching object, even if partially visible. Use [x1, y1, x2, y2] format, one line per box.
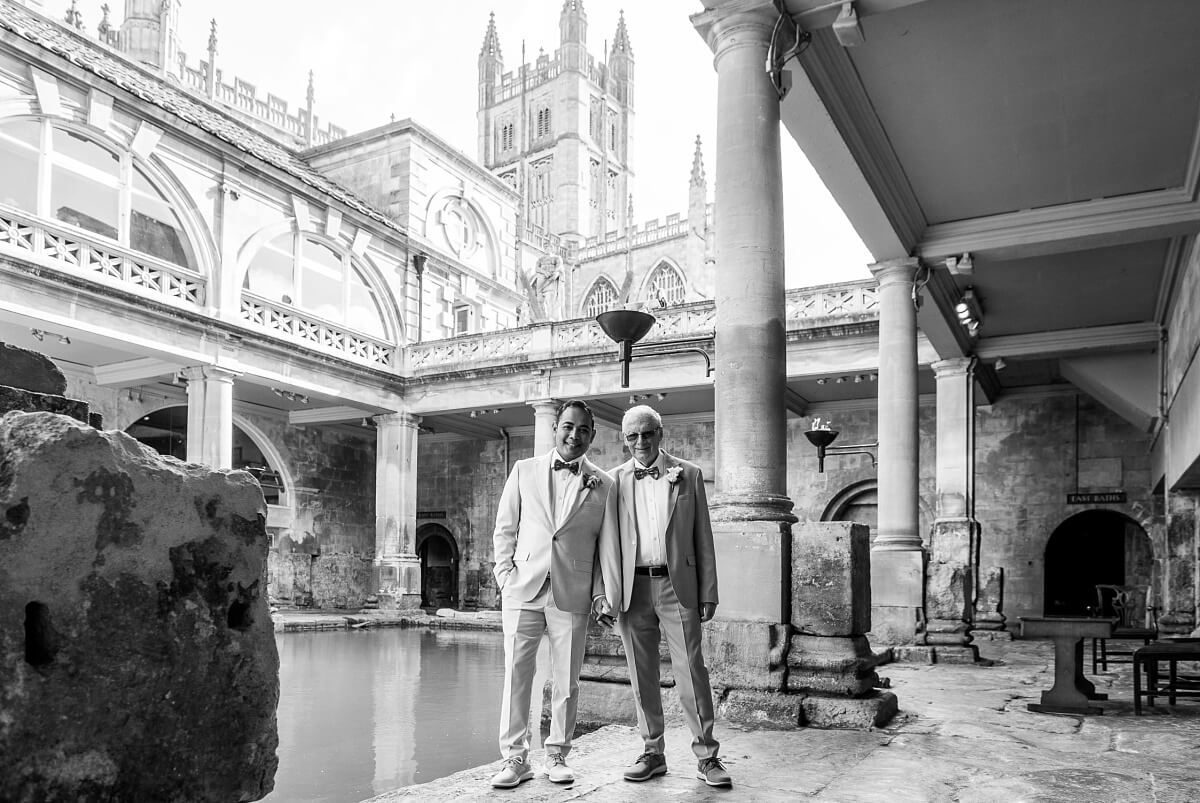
[374, 411, 422, 430]
[932, 357, 977, 379]
[526, 398, 561, 413]
[868, 257, 921, 286]
[180, 365, 240, 384]
[693, 0, 778, 59]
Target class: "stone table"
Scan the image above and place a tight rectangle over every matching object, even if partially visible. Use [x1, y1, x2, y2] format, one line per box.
[1020, 616, 1115, 715]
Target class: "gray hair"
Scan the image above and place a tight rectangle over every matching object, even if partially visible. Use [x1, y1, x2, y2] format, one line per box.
[622, 404, 662, 432]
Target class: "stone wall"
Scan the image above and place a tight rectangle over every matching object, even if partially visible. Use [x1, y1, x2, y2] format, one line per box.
[0, 411, 277, 801]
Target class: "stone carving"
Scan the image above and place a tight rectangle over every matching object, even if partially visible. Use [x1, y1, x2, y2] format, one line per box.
[0, 412, 278, 801]
[530, 254, 563, 321]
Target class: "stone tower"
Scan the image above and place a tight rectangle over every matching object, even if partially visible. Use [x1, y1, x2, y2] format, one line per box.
[477, 1, 634, 244]
[118, 0, 182, 77]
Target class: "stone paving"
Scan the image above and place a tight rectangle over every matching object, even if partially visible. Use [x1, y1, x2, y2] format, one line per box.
[351, 634, 1200, 803]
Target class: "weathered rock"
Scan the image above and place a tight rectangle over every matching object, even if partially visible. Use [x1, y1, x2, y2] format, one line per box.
[0, 411, 278, 803]
[0, 384, 90, 423]
[0, 342, 67, 395]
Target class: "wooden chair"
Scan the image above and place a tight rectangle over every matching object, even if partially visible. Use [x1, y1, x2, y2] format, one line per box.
[1133, 639, 1200, 714]
[1091, 584, 1157, 673]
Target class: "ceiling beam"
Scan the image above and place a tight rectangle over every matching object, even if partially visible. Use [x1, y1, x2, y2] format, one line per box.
[93, 357, 181, 386]
[289, 405, 371, 426]
[915, 267, 972, 361]
[784, 387, 810, 417]
[917, 191, 1200, 262]
[975, 322, 1160, 361]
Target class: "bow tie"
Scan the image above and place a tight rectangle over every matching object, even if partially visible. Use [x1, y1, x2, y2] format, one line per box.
[553, 459, 580, 474]
[634, 466, 660, 480]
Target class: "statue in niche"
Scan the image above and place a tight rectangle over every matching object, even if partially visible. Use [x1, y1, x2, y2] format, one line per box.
[530, 255, 562, 321]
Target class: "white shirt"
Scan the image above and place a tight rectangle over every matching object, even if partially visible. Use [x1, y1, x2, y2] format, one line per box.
[550, 449, 583, 529]
[632, 455, 669, 567]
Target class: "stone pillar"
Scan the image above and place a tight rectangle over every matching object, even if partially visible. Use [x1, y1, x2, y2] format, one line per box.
[181, 365, 238, 469]
[528, 399, 559, 455]
[694, 1, 794, 701]
[867, 258, 924, 645]
[925, 358, 981, 659]
[784, 522, 898, 728]
[374, 412, 422, 609]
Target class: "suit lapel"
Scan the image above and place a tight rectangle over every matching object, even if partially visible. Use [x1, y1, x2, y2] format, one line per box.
[664, 452, 681, 524]
[558, 456, 593, 527]
[620, 459, 638, 548]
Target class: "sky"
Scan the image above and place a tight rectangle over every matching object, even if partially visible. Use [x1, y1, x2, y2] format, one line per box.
[66, 0, 872, 287]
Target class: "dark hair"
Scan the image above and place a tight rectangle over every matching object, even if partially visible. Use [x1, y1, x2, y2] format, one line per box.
[555, 399, 595, 428]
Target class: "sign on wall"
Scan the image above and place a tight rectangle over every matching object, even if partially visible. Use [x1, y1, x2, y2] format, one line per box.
[1066, 492, 1126, 505]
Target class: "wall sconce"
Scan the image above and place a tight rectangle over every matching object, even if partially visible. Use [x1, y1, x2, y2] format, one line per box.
[954, 287, 982, 338]
[803, 418, 878, 473]
[271, 388, 309, 404]
[30, 327, 70, 344]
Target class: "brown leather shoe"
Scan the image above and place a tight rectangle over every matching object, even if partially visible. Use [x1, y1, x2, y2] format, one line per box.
[623, 751, 668, 782]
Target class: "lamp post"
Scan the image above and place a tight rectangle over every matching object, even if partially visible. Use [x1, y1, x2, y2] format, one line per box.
[596, 309, 656, 388]
[804, 423, 878, 473]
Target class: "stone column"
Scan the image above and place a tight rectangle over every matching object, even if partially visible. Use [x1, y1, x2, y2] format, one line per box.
[374, 411, 422, 609]
[528, 399, 559, 455]
[926, 358, 981, 659]
[867, 258, 924, 644]
[181, 365, 238, 469]
[694, 1, 794, 700]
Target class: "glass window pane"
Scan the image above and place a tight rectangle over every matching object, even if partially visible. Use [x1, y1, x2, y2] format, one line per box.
[299, 240, 343, 321]
[348, 268, 387, 337]
[51, 162, 118, 239]
[52, 128, 120, 181]
[130, 168, 193, 268]
[245, 233, 295, 303]
[0, 120, 40, 213]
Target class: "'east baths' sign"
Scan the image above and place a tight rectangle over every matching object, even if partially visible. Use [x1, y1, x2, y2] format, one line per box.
[1066, 492, 1126, 504]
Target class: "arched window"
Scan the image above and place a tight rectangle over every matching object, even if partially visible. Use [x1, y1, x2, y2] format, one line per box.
[583, 277, 619, 317]
[646, 262, 685, 307]
[0, 118, 196, 269]
[244, 232, 388, 338]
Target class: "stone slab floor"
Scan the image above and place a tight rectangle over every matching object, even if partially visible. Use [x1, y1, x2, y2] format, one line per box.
[359, 637, 1200, 802]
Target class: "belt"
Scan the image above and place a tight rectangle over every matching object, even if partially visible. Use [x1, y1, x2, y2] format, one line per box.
[635, 565, 669, 578]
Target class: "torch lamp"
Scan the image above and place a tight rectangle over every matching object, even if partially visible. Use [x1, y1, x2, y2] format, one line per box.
[596, 309, 656, 388]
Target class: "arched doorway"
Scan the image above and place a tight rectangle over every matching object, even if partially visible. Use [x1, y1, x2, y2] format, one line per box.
[820, 479, 933, 546]
[417, 524, 459, 609]
[1043, 510, 1153, 617]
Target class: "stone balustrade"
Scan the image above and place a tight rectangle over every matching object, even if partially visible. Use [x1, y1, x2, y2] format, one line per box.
[407, 280, 878, 375]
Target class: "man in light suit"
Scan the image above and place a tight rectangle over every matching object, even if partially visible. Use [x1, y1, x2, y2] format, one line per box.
[605, 404, 732, 788]
[489, 399, 620, 788]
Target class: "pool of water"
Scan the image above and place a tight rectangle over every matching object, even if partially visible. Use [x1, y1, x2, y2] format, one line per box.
[263, 627, 545, 803]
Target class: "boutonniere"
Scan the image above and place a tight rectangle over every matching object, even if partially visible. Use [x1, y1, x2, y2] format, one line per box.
[581, 472, 601, 490]
[664, 466, 683, 485]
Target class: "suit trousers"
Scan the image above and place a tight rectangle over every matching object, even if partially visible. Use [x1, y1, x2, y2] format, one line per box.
[499, 576, 589, 761]
[616, 574, 719, 759]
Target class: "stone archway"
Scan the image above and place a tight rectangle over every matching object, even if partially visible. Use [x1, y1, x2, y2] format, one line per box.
[417, 523, 460, 610]
[1043, 509, 1154, 617]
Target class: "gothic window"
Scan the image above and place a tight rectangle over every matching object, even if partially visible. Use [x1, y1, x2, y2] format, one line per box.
[0, 118, 195, 269]
[609, 121, 617, 151]
[500, 122, 514, 152]
[589, 159, 601, 209]
[529, 157, 553, 232]
[647, 262, 686, 307]
[244, 232, 387, 338]
[583, 277, 619, 317]
[606, 171, 618, 220]
[535, 106, 552, 140]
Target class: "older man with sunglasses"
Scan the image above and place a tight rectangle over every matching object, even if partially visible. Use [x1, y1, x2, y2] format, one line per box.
[601, 404, 731, 788]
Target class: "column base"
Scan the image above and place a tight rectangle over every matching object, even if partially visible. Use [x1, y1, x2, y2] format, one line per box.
[716, 688, 898, 730]
[709, 494, 797, 523]
[374, 553, 421, 609]
[786, 634, 884, 696]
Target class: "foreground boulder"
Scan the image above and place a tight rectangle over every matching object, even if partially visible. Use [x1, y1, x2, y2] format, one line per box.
[0, 411, 278, 802]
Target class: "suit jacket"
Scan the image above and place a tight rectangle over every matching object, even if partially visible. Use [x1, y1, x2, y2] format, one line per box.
[609, 452, 718, 612]
[492, 451, 620, 615]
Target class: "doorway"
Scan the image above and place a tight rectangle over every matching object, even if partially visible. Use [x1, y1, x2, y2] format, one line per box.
[1043, 510, 1152, 617]
[417, 524, 459, 610]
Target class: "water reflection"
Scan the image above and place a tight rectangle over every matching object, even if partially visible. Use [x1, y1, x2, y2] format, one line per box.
[265, 628, 543, 803]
